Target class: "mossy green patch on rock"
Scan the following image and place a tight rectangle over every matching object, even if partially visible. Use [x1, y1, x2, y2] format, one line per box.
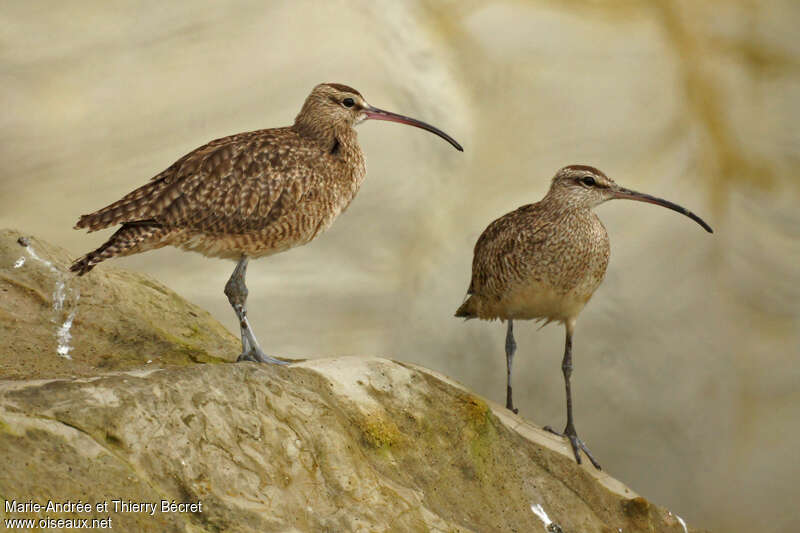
[623, 496, 652, 518]
[466, 412, 499, 479]
[358, 412, 404, 450]
[459, 392, 490, 429]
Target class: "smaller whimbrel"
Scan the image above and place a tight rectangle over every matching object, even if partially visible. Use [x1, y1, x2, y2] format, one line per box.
[71, 83, 462, 364]
[455, 165, 712, 468]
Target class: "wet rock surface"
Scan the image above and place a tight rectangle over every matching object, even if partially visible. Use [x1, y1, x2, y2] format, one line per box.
[0, 229, 239, 379]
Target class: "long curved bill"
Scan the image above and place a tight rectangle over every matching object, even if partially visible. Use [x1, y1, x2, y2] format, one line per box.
[363, 105, 463, 152]
[612, 187, 713, 233]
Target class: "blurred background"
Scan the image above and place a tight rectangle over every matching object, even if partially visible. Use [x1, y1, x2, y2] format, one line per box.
[1, 1, 798, 531]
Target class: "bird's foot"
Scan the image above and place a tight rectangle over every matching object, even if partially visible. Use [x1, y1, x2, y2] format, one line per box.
[506, 385, 519, 414]
[236, 348, 291, 365]
[543, 424, 601, 470]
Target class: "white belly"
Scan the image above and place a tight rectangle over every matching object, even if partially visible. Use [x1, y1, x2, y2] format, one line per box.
[495, 279, 594, 323]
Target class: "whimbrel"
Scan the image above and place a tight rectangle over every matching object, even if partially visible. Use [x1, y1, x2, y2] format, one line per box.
[71, 82, 462, 364]
[455, 165, 712, 468]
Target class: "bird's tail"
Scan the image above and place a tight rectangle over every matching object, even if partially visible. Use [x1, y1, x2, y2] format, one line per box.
[454, 295, 477, 319]
[73, 178, 168, 232]
[70, 221, 165, 275]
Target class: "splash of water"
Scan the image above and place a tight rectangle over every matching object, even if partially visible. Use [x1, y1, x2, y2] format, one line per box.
[53, 280, 66, 311]
[15, 238, 80, 359]
[676, 514, 688, 533]
[23, 242, 57, 272]
[666, 511, 688, 533]
[531, 504, 551, 526]
[530, 504, 562, 533]
[56, 308, 78, 358]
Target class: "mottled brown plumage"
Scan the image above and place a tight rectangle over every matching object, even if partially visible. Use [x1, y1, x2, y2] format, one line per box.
[72, 82, 462, 363]
[73, 124, 364, 269]
[457, 166, 616, 323]
[456, 165, 712, 468]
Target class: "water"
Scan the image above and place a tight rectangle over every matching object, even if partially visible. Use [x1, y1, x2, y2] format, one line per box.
[15, 241, 80, 359]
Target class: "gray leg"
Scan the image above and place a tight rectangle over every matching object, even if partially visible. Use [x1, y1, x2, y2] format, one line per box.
[224, 256, 289, 365]
[544, 320, 601, 469]
[505, 320, 519, 414]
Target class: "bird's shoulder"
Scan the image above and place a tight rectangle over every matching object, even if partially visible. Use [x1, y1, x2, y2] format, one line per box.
[468, 202, 553, 293]
[154, 127, 320, 186]
[473, 202, 552, 255]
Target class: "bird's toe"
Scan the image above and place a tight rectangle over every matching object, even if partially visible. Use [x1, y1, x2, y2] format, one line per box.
[247, 348, 291, 366]
[543, 425, 601, 469]
[236, 352, 258, 363]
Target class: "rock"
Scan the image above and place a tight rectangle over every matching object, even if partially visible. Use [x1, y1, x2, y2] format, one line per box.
[0, 228, 239, 379]
[0, 232, 705, 532]
[0, 361, 704, 533]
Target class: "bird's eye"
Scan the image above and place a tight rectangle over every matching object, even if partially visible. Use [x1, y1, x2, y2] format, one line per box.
[342, 98, 355, 108]
[581, 176, 596, 187]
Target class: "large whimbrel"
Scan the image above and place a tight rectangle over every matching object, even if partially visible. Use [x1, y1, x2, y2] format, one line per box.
[455, 165, 712, 468]
[71, 82, 462, 364]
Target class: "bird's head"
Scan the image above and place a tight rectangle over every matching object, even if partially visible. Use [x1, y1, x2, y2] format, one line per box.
[547, 164, 713, 232]
[548, 165, 618, 210]
[296, 83, 368, 130]
[295, 83, 462, 151]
